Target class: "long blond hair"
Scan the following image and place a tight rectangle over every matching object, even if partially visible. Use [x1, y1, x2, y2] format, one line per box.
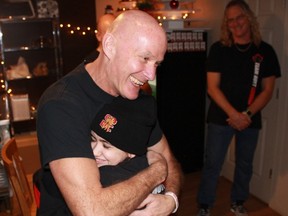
[220, 0, 262, 47]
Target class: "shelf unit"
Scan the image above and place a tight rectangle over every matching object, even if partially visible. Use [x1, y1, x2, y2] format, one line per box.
[0, 17, 62, 134]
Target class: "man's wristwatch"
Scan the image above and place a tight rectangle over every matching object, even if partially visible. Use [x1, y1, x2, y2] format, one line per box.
[243, 109, 253, 118]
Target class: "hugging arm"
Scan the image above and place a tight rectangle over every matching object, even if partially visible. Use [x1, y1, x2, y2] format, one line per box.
[50, 152, 167, 216]
[130, 135, 184, 216]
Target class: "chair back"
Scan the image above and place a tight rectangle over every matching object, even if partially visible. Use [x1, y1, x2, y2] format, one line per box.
[1, 138, 34, 216]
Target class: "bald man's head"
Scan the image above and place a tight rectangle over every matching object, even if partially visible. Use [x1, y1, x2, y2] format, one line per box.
[93, 10, 167, 100]
[107, 10, 167, 53]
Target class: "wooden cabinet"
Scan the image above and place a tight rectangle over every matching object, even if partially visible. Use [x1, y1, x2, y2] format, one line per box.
[0, 18, 62, 134]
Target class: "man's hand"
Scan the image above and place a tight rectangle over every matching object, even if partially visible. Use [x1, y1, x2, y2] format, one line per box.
[227, 111, 251, 131]
[129, 193, 175, 216]
[128, 151, 175, 216]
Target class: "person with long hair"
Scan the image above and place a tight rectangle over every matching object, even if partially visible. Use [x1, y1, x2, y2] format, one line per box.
[196, 1, 281, 216]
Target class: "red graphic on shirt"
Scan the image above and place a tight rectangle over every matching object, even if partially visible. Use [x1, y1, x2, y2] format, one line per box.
[252, 53, 263, 63]
[100, 114, 117, 132]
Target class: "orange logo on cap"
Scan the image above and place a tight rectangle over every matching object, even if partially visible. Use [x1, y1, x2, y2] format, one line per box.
[99, 114, 117, 132]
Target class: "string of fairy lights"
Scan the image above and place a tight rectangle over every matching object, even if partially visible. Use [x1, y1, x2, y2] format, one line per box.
[58, 12, 192, 36]
[59, 23, 97, 36]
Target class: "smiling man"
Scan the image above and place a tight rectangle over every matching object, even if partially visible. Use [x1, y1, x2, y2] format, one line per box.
[36, 10, 183, 216]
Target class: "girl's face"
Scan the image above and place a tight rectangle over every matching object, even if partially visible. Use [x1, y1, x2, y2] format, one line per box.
[91, 131, 135, 167]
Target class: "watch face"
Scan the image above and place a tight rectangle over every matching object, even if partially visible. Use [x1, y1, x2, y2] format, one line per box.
[247, 110, 252, 117]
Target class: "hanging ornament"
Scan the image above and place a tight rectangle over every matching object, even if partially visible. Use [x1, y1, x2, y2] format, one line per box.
[169, 0, 179, 9]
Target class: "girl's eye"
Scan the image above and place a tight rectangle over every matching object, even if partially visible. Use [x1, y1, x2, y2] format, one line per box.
[91, 139, 98, 146]
[103, 142, 112, 149]
[91, 136, 96, 142]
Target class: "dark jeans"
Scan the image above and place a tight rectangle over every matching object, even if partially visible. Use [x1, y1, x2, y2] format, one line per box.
[197, 123, 259, 207]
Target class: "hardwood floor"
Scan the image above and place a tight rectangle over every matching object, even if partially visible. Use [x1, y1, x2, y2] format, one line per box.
[176, 171, 281, 216]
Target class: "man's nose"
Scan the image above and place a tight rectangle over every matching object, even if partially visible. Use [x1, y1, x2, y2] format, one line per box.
[144, 64, 156, 81]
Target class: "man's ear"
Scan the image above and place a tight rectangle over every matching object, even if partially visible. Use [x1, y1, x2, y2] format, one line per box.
[102, 33, 115, 59]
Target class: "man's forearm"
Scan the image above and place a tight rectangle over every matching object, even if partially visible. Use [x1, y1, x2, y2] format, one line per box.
[158, 135, 183, 213]
[97, 160, 168, 215]
[164, 153, 183, 196]
[156, 136, 183, 195]
[52, 157, 167, 216]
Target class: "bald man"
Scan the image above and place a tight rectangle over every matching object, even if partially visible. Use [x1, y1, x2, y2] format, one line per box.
[37, 10, 183, 216]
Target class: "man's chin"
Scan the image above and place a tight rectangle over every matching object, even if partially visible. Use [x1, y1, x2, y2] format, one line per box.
[122, 90, 140, 100]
